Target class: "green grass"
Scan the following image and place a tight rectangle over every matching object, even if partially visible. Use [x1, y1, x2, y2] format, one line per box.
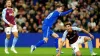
[0, 47, 100, 56]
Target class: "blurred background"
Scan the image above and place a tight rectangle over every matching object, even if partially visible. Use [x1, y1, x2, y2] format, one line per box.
[0, 0, 100, 33]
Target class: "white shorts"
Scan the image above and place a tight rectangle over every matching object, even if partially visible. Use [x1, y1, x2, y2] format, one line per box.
[5, 25, 18, 34]
[71, 36, 85, 53]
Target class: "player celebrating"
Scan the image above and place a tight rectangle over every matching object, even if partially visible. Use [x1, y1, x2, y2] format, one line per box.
[2, 0, 18, 54]
[30, 4, 76, 53]
[56, 22, 97, 56]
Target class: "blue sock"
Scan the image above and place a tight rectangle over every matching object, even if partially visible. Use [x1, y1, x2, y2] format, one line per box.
[36, 40, 45, 47]
[12, 37, 18, 47]
[88, 40, 93, 54]
[54, 38, 58, 49]
[5, 38, 9, 48]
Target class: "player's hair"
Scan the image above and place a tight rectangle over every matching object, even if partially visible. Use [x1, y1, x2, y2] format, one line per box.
[56, 4, 63, 8]
[65, 22, 72, 26]
[6, 0, 12, 3]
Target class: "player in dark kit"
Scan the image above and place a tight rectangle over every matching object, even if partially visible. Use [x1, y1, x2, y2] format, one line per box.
[2, 0, 18, 54]
[56, 22, 97, 56]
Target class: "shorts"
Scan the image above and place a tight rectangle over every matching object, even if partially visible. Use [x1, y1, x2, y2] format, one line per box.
[71, 36, 85, 53]
[42, 26, 54, 38]
[5, 25, 18, 34]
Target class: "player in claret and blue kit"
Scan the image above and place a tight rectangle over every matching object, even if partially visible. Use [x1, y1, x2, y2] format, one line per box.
[56, 22, 97, 56]
[2, 0, 18, 54]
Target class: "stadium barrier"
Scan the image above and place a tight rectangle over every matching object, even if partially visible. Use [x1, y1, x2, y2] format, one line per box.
[0, 33, 100, 48]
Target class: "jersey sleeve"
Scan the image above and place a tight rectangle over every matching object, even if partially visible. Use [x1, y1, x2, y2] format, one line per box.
[46, 11, 59, 19]
[62, 30, 68, 42]
[59, 9, 73, 16]
[2, 9, 10, 24]
[72, 27, 82, 31]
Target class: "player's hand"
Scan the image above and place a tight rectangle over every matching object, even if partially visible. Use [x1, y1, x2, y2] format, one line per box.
[9, 24, 13, 27]
[72, 6, 76, 10]
[71, 3, 76, 10]
[56, 52, 60, 56]
[89, 34, 94, 39]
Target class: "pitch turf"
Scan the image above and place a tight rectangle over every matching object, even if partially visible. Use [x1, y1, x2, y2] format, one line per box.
[0, 47, 100, 56]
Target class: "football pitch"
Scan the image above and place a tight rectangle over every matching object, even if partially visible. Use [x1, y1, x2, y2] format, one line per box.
[0, 47, 100, 56]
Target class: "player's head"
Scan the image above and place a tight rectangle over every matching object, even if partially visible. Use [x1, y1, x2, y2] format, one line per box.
[6, 0, 12, 8]
[56, 4, 63, 12]
[65, 22, 72, 32]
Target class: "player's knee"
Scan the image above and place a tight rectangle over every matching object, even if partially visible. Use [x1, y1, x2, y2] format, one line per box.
[6, 34, 10, 39]
[14, 35, 18, 38]
[76, 51, 82, 56]
[13, 33, 18, 38]
[44, 40, 48, 43]
[43, 38, 48, 43]
[84, 37, 91, 42]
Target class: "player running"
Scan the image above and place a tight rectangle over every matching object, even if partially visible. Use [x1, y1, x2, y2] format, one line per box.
[30, 4, 76, 53]
[56, 22, 97, 56]
[2, 0, 18, 54]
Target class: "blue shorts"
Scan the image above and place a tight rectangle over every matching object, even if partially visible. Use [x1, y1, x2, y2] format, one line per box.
[42, 26, 54, 38]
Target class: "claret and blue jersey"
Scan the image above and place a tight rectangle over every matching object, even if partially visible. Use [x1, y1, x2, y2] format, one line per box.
[42, 9, 73, 38]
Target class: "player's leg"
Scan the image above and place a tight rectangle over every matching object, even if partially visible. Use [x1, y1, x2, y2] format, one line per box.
[11, 25, 18, 53]
[71, 43, 82, 56]
[83, 36, 97, 55]
[5, 27, 12, 54]
[72, 50, 76, 56]
[35, 38, 48, 47]
[52, 33, 59, 50]
[30, 26, 50, 53]
[52, 32, 64, 54]
[35, 27, 50, 47]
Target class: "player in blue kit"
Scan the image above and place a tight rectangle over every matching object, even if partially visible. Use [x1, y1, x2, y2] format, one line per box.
[30, 4, 76, 53]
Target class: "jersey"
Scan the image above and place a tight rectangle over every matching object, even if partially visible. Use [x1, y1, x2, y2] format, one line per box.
[43, 9, 73, 27]
[2, 8, 16, 27]
[62, 27, 82, 44]
[42, 9, 73, 38]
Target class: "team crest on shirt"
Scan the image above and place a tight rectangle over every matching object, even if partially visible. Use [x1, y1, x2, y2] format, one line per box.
[9, 13, 14, 16]
[74, 32, 76, 34]
[73, 31, 77, 34]
[67, 35, 69, 37]
[7, 11, 9, 12]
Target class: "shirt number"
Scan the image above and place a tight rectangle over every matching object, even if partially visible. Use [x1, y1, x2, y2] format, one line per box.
[46, 12, 54, 19]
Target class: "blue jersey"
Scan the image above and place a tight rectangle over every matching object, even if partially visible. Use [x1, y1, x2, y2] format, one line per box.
[43, 9, 73, 27]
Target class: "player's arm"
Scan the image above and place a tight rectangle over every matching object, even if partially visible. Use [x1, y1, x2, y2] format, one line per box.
[2, 9, 13, 27]
[73, 27, 94, 39]
[2, 9, 10, 24]
[81, 28, 94, 39]
[59, 9, 73, 16]
[59, 6, 76, 16]
[56, 31, 67, 56]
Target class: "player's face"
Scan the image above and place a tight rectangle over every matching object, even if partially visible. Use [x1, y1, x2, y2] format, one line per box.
[6, 1, 12, 7]
[58, 7, 63, 12]
[65, 25, 72, 32]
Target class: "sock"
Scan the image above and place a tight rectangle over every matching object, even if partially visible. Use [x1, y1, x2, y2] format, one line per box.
[54, 38, 58, 49]
[88, 40, 93, 54]
[72, 50, 76, 56]
[12, 37, 18, 48]
[36, 40, 45, 47]
[5, 38, 9, 48]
